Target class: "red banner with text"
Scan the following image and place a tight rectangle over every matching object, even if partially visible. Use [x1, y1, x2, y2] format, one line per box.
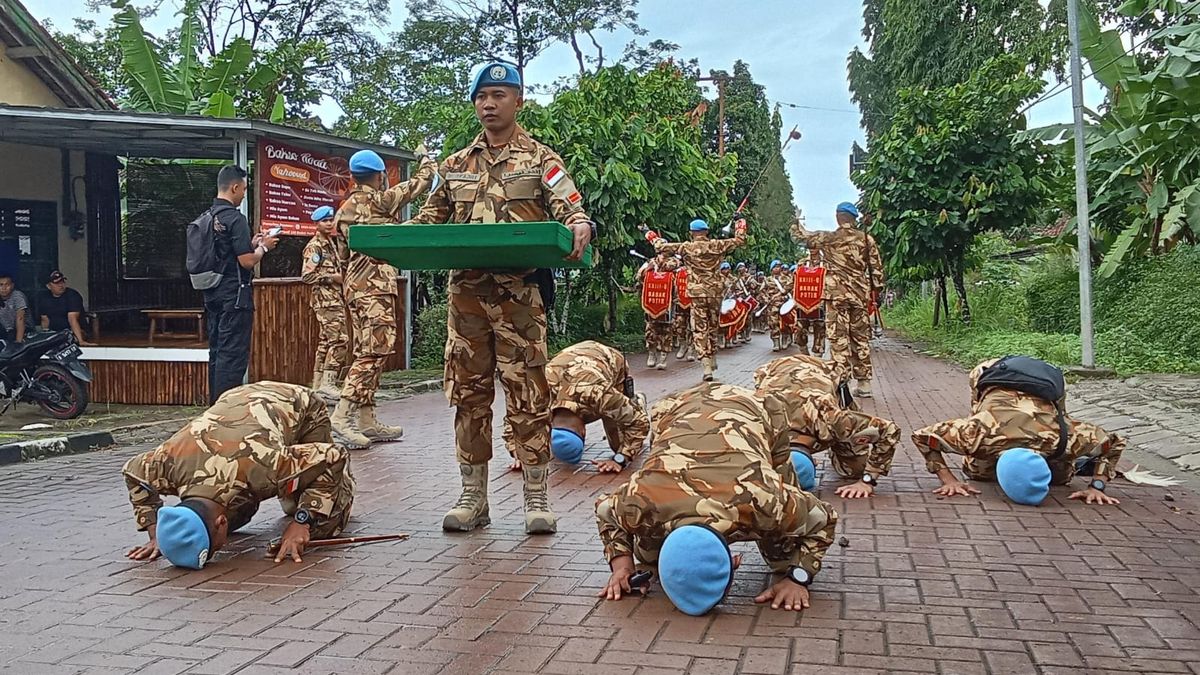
[256, 138, 402, 236]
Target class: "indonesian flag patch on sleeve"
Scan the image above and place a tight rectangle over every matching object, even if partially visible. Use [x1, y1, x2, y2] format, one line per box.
[544, 165, 565, 188]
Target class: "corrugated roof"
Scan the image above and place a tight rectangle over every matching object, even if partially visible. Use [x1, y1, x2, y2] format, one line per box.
[0, 0, 115, 109]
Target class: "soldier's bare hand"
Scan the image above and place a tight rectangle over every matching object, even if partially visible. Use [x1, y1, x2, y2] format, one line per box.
[566, 221, 592, 261]
[126, 537, 161, 562]
[591, 459, 623, 473]
[933, 481, 980, 497]
[1068, 488, 1120, 506]
[275, 522, 311, 563]
[507, 458, 523, 472]
[835, 482, 875, 499]
[599, 555, 639, 600]
[754, 579, 810, 611]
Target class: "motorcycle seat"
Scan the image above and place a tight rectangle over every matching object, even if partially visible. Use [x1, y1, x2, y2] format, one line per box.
[0, 332, 60, 360]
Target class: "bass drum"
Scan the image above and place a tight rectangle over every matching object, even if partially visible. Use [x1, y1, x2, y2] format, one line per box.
[720, 298, 737, 315]
[780, 298, 796, 315]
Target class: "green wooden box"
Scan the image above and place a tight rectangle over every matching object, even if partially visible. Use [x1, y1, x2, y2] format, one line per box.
[347, 222, 594, 270]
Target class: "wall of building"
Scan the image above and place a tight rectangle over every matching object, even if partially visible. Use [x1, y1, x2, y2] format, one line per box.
[0, 42, 63, 107]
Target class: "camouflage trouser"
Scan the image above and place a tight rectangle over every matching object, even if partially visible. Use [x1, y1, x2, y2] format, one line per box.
[796, 313, 826, 357]
[767, 302, 785, 339]
[644, 315, 673, 352]
[828, 300, 872, 381]
[691, 297, 720, 359]
[445, 280, 550, 466]
[340, 294, 397, 405]
[672, 307, 691, 346]
[229, 446, 356, 539]
[312, 304, 350, 375]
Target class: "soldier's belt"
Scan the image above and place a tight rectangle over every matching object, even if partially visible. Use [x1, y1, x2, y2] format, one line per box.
[348, 222, 594, 270]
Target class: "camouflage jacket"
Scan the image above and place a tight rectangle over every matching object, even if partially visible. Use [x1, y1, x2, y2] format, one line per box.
[912, 360, 1124, 478]
[764, 273, 793, 309]
[791, 223, 884, 306]
[637, 257, 678, 283]
[301, 233, 345, 310]
[122, 382, 351, 531]
[594, 383, 838, 575]
[406, 125, 591, 291]
[653, 232, 746, 298]
[547, 341, 649, 458]
[754, 355, 900, 476]
[335, 155, 438, 299]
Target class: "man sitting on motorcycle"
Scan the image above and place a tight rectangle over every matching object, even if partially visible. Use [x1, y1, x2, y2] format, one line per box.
[0, 274, 29, 343]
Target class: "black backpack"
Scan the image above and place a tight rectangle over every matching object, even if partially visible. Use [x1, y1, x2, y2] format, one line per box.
[975, 355, 1069, 458]
[186, 205, 232, 290]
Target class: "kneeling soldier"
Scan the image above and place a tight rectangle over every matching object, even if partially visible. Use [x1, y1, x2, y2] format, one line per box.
[595, 382, 838, 614]
[911, 356, 1125, 506]
[754, 354, 900, 498]
[123, 382, 355, 568]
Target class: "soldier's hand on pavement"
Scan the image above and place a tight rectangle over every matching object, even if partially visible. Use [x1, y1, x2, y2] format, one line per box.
[566, 221, 592, 261]
[835, 482, 875, 499]
[274, 521, 311, 563]
[1068, 487, 1121, 506]
[932, 480, 980, 497]
[591, 459, 624, 473]
[754, 579, 810, 611]
[126, 534, 161, 562]
[507, 458, 522, 472]
[599, 555, 641, 601]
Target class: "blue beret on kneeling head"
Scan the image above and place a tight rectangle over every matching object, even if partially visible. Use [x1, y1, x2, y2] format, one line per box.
[156, 504, 211, 570]
[311, 205, 335, 222]
[550, 428, 584, 464]
[790, 449, 818, 491]
[659, 525, 733, 616]
[689, 219, 710, 231]
[836, 202, 859, 218]
[996, 448, 1051, 505]
[470, 62, 522, 100]
[348, 150, 386, 174]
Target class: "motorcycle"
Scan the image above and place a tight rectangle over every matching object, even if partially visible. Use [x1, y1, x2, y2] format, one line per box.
[0, 329, 92, 419]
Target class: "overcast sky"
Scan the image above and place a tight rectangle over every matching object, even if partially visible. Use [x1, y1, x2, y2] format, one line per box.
[30, 0, 1098, 230]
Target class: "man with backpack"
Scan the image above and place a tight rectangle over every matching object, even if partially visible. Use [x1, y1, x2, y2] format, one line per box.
[188, 165, 278, 404]
[911, 356, 1125, 507]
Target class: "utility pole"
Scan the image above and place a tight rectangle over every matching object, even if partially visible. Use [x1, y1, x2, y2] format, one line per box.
[1068, 0, 1096, 367]
[697, 75, 729, 156]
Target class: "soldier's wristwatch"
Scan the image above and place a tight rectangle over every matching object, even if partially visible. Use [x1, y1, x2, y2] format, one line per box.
[293, 509, 314, 525]
[611, 453, 628, 467]
[786, 566, 812, 587]
[861, 474, 878, 487]
[1089, 479, 1106, 492]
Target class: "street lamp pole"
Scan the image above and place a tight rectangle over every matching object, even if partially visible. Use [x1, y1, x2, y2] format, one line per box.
[1068, 0, 1096, 367]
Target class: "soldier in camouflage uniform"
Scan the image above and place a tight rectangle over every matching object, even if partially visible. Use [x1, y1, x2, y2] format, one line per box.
[671, 261, 695, 362]
[301, 205, 349, 402]
[754, 354, 900, 498]
[332, 147, 438, 447]
[405, 63, 595, 535]
[505, 340, 650, 473]
[595, 382, 838, 611]
[123, 382, 355, 565]
[735, 263, 754, 344]
[911, 358, 1126, 506]
[638, 253, 677, 370]
[752, 270, 769, 333]
[764, 260, 792, 352]
[647, 217, 747, 381]
[794, 251, 826, 357]
[791, 203, 884, 396]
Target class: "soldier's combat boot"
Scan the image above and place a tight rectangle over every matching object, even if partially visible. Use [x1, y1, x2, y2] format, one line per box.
[443, 463, 490, 531]
[317, 370, 341, 402]
[330, 399, 371, 448]
[656, 352, 667, 370]
[772, 336, 781, 352]
[310, 369, 322, 390]
[359, 404, 403, 441]
[646, 351, 658, 369]
[522, 463, 557, 534]
[857, 379, 873, 398]
[687, 346, 696, 362]
[702, 357, 715, 382]
[676, 343, 687, 359]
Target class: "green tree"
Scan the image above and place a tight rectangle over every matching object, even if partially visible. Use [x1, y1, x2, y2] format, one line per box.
[848, 0, 1064, 138]
[855, 57, 1050, 324]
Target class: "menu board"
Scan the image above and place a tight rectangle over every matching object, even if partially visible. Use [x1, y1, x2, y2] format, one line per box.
[0, 199, 58, 294]
[256, 138, 404, 236]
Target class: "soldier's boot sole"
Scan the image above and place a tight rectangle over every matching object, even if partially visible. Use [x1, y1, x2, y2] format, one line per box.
[331, 399, 372, 448]
[443, 463, 491, 532]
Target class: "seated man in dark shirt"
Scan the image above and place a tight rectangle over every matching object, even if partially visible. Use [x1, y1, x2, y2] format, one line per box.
[37, 270, 92, 345]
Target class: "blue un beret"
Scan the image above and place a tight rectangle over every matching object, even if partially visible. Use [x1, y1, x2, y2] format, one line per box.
[311, 205, 335, 222]
[550, 428, 585, 464]
[156, 504, 211, 570]
[836, 202, 860, 218]
[790, 449, 818, 491]
[348, 150, 386, 174]
[996, 448, 1051, 505]
[689, 219, 710, 232]
[659, 525, 733, 616]
[470, 62, 522, 100]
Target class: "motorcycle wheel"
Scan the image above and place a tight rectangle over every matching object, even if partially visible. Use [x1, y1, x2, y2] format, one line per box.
[33, 363, 89, 420]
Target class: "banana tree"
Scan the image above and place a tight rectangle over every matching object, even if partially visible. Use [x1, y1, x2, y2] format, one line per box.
[112, 0, 285, 121]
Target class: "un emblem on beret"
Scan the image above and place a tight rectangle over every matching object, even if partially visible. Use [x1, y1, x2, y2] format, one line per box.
[490, 65, 507, 80]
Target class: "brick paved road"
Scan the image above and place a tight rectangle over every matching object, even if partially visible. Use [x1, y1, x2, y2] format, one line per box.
[2, 338, 1200, 674]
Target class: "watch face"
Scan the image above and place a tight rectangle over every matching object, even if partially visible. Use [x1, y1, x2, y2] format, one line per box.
[1090, 479, 1106, 491]
[789, 567, 811, 585]
[612, 453, 627, 465]
[294, 509, 311, 524]
[861, 474, 876, 485]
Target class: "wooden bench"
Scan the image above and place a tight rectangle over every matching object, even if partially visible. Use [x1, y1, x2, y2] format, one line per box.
[84, 305, 155, 343]
[142, 309, 206, 344]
